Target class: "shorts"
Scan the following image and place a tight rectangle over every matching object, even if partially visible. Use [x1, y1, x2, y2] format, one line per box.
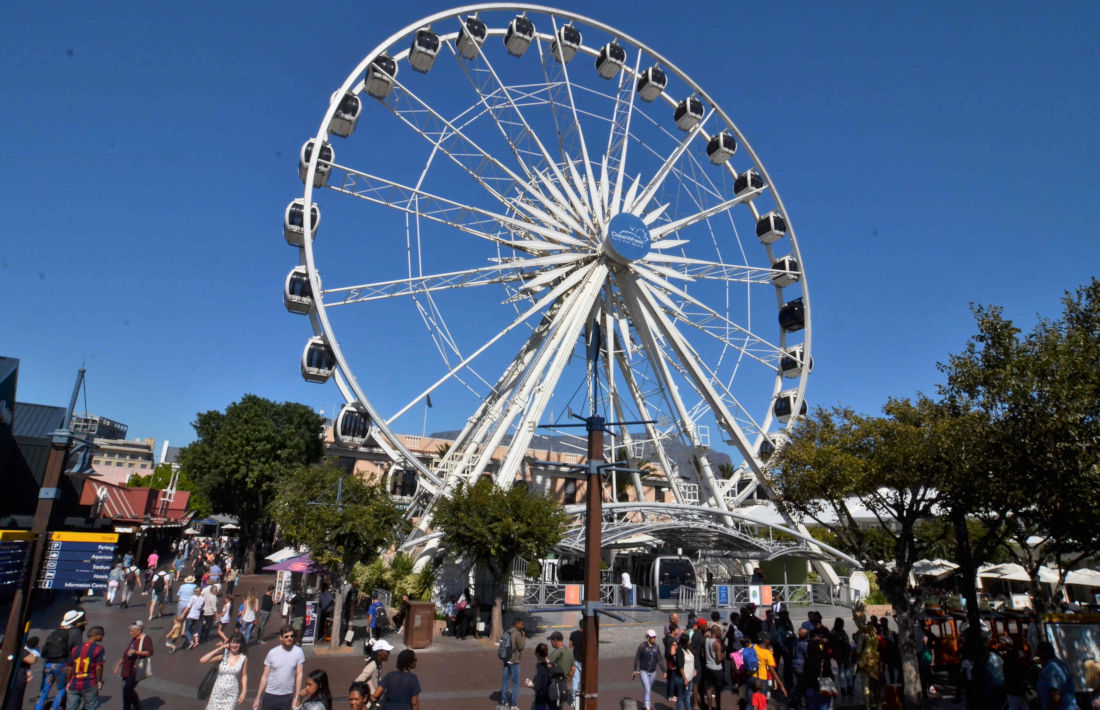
[291, 617, 304, 631]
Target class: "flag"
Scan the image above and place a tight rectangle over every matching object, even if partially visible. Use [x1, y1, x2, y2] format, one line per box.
[426, 394, 433, 408]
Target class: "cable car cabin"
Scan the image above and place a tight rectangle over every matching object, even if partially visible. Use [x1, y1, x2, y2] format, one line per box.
[504, 15, 535, 57]
[595, 41, 626, 79]
[779, 297, 805, 332]
[771, 255, 800, 287]
[298, 139, 334, 188]
[409, 28, 440, 73]
[779, 344, 812, 378]
[629, 555, 698, 610]
[706, 132, 737, 165]
[301, 337, 336, 383]
[756, 211, 787, 245]
[283, 199, 320, 247]
[552, 24, 581, 63]
[365, 54, 398, 100]
[283, 266, 314, 314]
[773, 390, 807, 423]
[674, 97, 704, 131]
[734, 169, 764, 198]
[757, 434, 783, 460]
[329, 91, 361, 138]
[335, 403, 372, 446]
[637, 66, 667, 102]
[457, 16, 487, 60]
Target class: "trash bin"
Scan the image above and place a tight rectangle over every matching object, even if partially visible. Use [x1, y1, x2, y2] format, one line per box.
[403, 600, 435, 649]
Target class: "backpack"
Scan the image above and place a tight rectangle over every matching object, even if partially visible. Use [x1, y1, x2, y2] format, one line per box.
[153, 574, 165, 594]
[497, 629, 513, 661]
[547, 662, 570, 705]
[126, 568, 137, 585]
[741, 644, 759, 674]
[43, 629, 68, 660]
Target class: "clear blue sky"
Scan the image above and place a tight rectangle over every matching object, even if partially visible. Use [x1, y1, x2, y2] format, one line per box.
[3, 1, 1096, 452]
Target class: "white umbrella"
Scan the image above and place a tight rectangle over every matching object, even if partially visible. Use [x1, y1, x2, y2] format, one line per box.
[1065, 568, 1100, 586]
[979, 563, 1059, 584]
[220, 523, 239, 531]
[184, 528, 201, 535]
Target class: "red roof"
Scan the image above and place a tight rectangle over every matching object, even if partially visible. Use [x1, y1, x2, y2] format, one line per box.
[79, 479, 191, 526]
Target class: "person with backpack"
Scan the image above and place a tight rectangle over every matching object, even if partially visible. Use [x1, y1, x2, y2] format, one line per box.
[36, 610, 84, 710]
[121, 565, 139, 609]
[149, 567, 169, 621]
[632, 629, 667, 710]
[525, 642, 565, 709]
[744, 637, 786, 709]
[499, 617, 526, 710]
[65, 626, 106, 710]
[547, 631, 574, 709]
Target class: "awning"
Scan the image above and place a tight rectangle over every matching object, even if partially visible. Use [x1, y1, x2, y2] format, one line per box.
[220, 523, 239, 531]
[1065, 568, 1100, 586]
[978, 563, 1060, 584]
[262, 553, 323, 574]
[912, 558, 959, 579]
[264, 547, 300, 563]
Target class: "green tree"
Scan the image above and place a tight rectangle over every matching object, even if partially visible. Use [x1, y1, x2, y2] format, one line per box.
[270, 460, 407, 649]
[773, 398, 951, 710]
[432, 477, 568, 641]
[178, 394, 324, 574]
[127, 462, 212, 518]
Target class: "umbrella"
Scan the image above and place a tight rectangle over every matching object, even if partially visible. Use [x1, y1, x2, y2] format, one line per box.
[184, 528, 201, 535]
[262, 553, 323, 574]
[220, 523, 239, 530]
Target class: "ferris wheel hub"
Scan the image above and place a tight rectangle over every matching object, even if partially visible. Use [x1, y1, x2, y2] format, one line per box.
[603, 212, 651, 264]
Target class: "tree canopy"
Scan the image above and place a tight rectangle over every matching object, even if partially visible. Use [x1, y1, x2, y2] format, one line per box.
[177, 394, 324, 573]
[127, 462, 212, 518]
[432, 477, 568, 640]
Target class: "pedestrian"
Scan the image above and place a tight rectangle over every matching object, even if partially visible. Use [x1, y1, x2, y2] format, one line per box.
[372, 649, 421, 710]
[185, 585, 206, 649]
[663, 622, 681, 703]
[290, 588, 308, 644]
[258, 585, 276, 643]
[106, 563, 124, 607]
[632, 628, 667, 710]
[745, 636, 785, 709]
[225, 565, 238, 595]
[1036, 641, 1075, 710]
[621, 570, 634, 606]
[121, 565, 139, 608]
[803, 628, 834, 710]
[365, 593, 385, 642]
[241, 590, 259, 643]
[199, 632, 250, 709]
[165, 612, 186, 654]
[202, 584, 221, 643]
[253, 625, 305, 710]
[829, 618, 852, 698]
[178, 574, 199, 616]
[524, 642, 559, 710]
[113, 620, 153, 710]
[675, 631, 696, 710]
[149, 567, 168, 621]
[36, 609, 84, 710]
[292, 668, 332, 710]
[6, 635, 39, 710]
[568, 619, 585, 702]
[547, 631, 575, 708]
[346, 681, 369, 710]
[147, 550, 159, 570]
[500, 617, 527, 710]
[218, 594, 236, 643]
[62, 625, 103, 708]
[354, 638, 393, 698]
[789, 626, 810, 709]
[699, 624, 723, 710]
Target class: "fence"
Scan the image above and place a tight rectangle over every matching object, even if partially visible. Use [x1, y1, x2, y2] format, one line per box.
[515, 581, 855, 610]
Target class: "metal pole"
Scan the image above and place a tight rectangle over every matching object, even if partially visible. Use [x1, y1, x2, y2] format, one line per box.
[580, 414, 604, 709]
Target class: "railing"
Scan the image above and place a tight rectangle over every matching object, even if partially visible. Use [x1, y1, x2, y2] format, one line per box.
[521, 582, 619, 607]
[701, 583, 855, 608]
[515, 581, 856, 610]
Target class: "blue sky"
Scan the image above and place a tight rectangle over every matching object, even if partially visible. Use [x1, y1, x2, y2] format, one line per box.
[2, 1, 1096, 454]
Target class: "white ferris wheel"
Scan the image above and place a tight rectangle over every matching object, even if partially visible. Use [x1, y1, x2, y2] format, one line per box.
[283, 3, 812, 539]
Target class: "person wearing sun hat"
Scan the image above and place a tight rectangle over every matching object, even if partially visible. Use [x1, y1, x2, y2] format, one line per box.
[632, 629, 666, 710]
[177, 574, 198, 616]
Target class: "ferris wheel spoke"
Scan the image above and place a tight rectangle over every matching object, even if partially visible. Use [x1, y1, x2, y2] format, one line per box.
[640, 254, 777, 285]
[385, 77, 582, 237]
[608, 50, 643, 216]
[321, 253, 590, 307]
[626, 108, 714, 216]
[447, 32, 592, 233]
[629, 267, 785, 367]
[385, 262, 600, 425]
[548, 16, 603, 226]
[629, 279, 766, 467]
[648, 186, 766, 240]
[325, 163, 581, 253]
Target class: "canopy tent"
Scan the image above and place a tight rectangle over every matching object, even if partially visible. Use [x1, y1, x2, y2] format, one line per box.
[263, 547, 300, 563]
[262, 553, 324, 574]
[184, 528, 201, 535]
[978, 563, 1060, 584]
[913, 558, 959, 579]
[220, 523, 239, 531]
[1064, 568, 1100, 586]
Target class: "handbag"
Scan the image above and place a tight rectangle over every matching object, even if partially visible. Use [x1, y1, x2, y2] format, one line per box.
[134, 656, 153, 683]
[197, 665, 218, 700]
[818, 677, 838, 697]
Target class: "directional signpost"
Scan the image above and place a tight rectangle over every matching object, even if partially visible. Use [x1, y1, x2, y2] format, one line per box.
[37, 531, 118, 591]
[0, 531, 34, 595]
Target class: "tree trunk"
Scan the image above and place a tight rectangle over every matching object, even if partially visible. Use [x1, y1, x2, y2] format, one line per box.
[329, 575, 347, 651]
[489, 568, 505, 642]
[883, 572, 923, 710]
[241, 525, 260, 575]
[953, 515, 986, 710]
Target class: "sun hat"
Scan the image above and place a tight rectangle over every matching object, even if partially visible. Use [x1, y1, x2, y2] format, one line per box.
[184, 575, 196, 583]
[61, 610, 84, 629]
[372, 639, 394, 652]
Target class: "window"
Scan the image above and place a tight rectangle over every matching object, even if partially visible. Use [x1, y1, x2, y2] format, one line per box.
[655, 487, 666, 503]
[336, 456, 355, 475]
[563, 478, 577, 505]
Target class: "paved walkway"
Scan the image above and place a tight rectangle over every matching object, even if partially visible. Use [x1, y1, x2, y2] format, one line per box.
[16, 576, 957, 709]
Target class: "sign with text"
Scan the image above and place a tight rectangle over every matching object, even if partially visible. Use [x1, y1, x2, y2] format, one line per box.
[38, 531, 118, 590]
[716, 585, 731, 607]
[0, 530, 34, 592]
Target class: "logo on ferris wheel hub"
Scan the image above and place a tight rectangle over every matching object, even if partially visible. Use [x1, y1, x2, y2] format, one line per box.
[605, 212, 651, 264]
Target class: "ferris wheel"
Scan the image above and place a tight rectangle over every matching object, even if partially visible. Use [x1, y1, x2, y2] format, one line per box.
[283, 3, 812, 528]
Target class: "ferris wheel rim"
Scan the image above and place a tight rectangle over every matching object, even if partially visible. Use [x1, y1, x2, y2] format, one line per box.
[293, 3, 812, 500]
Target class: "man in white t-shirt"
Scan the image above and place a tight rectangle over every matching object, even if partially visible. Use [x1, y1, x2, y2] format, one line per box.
[254, 624, 304, 710]
[621, 571, 634, 606]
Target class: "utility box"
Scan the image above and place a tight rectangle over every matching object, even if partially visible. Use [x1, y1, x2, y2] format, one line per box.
[404, 600, 435, 649]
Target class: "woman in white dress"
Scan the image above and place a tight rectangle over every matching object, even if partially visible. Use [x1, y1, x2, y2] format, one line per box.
[199, 632, 248, 710]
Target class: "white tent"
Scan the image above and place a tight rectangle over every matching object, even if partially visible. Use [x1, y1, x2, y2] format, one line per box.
[263, 547, 300, 563]
[978, 563, 1060, 584]
[913, 558, 959, 578]
[1065, 568, 1100, 586]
